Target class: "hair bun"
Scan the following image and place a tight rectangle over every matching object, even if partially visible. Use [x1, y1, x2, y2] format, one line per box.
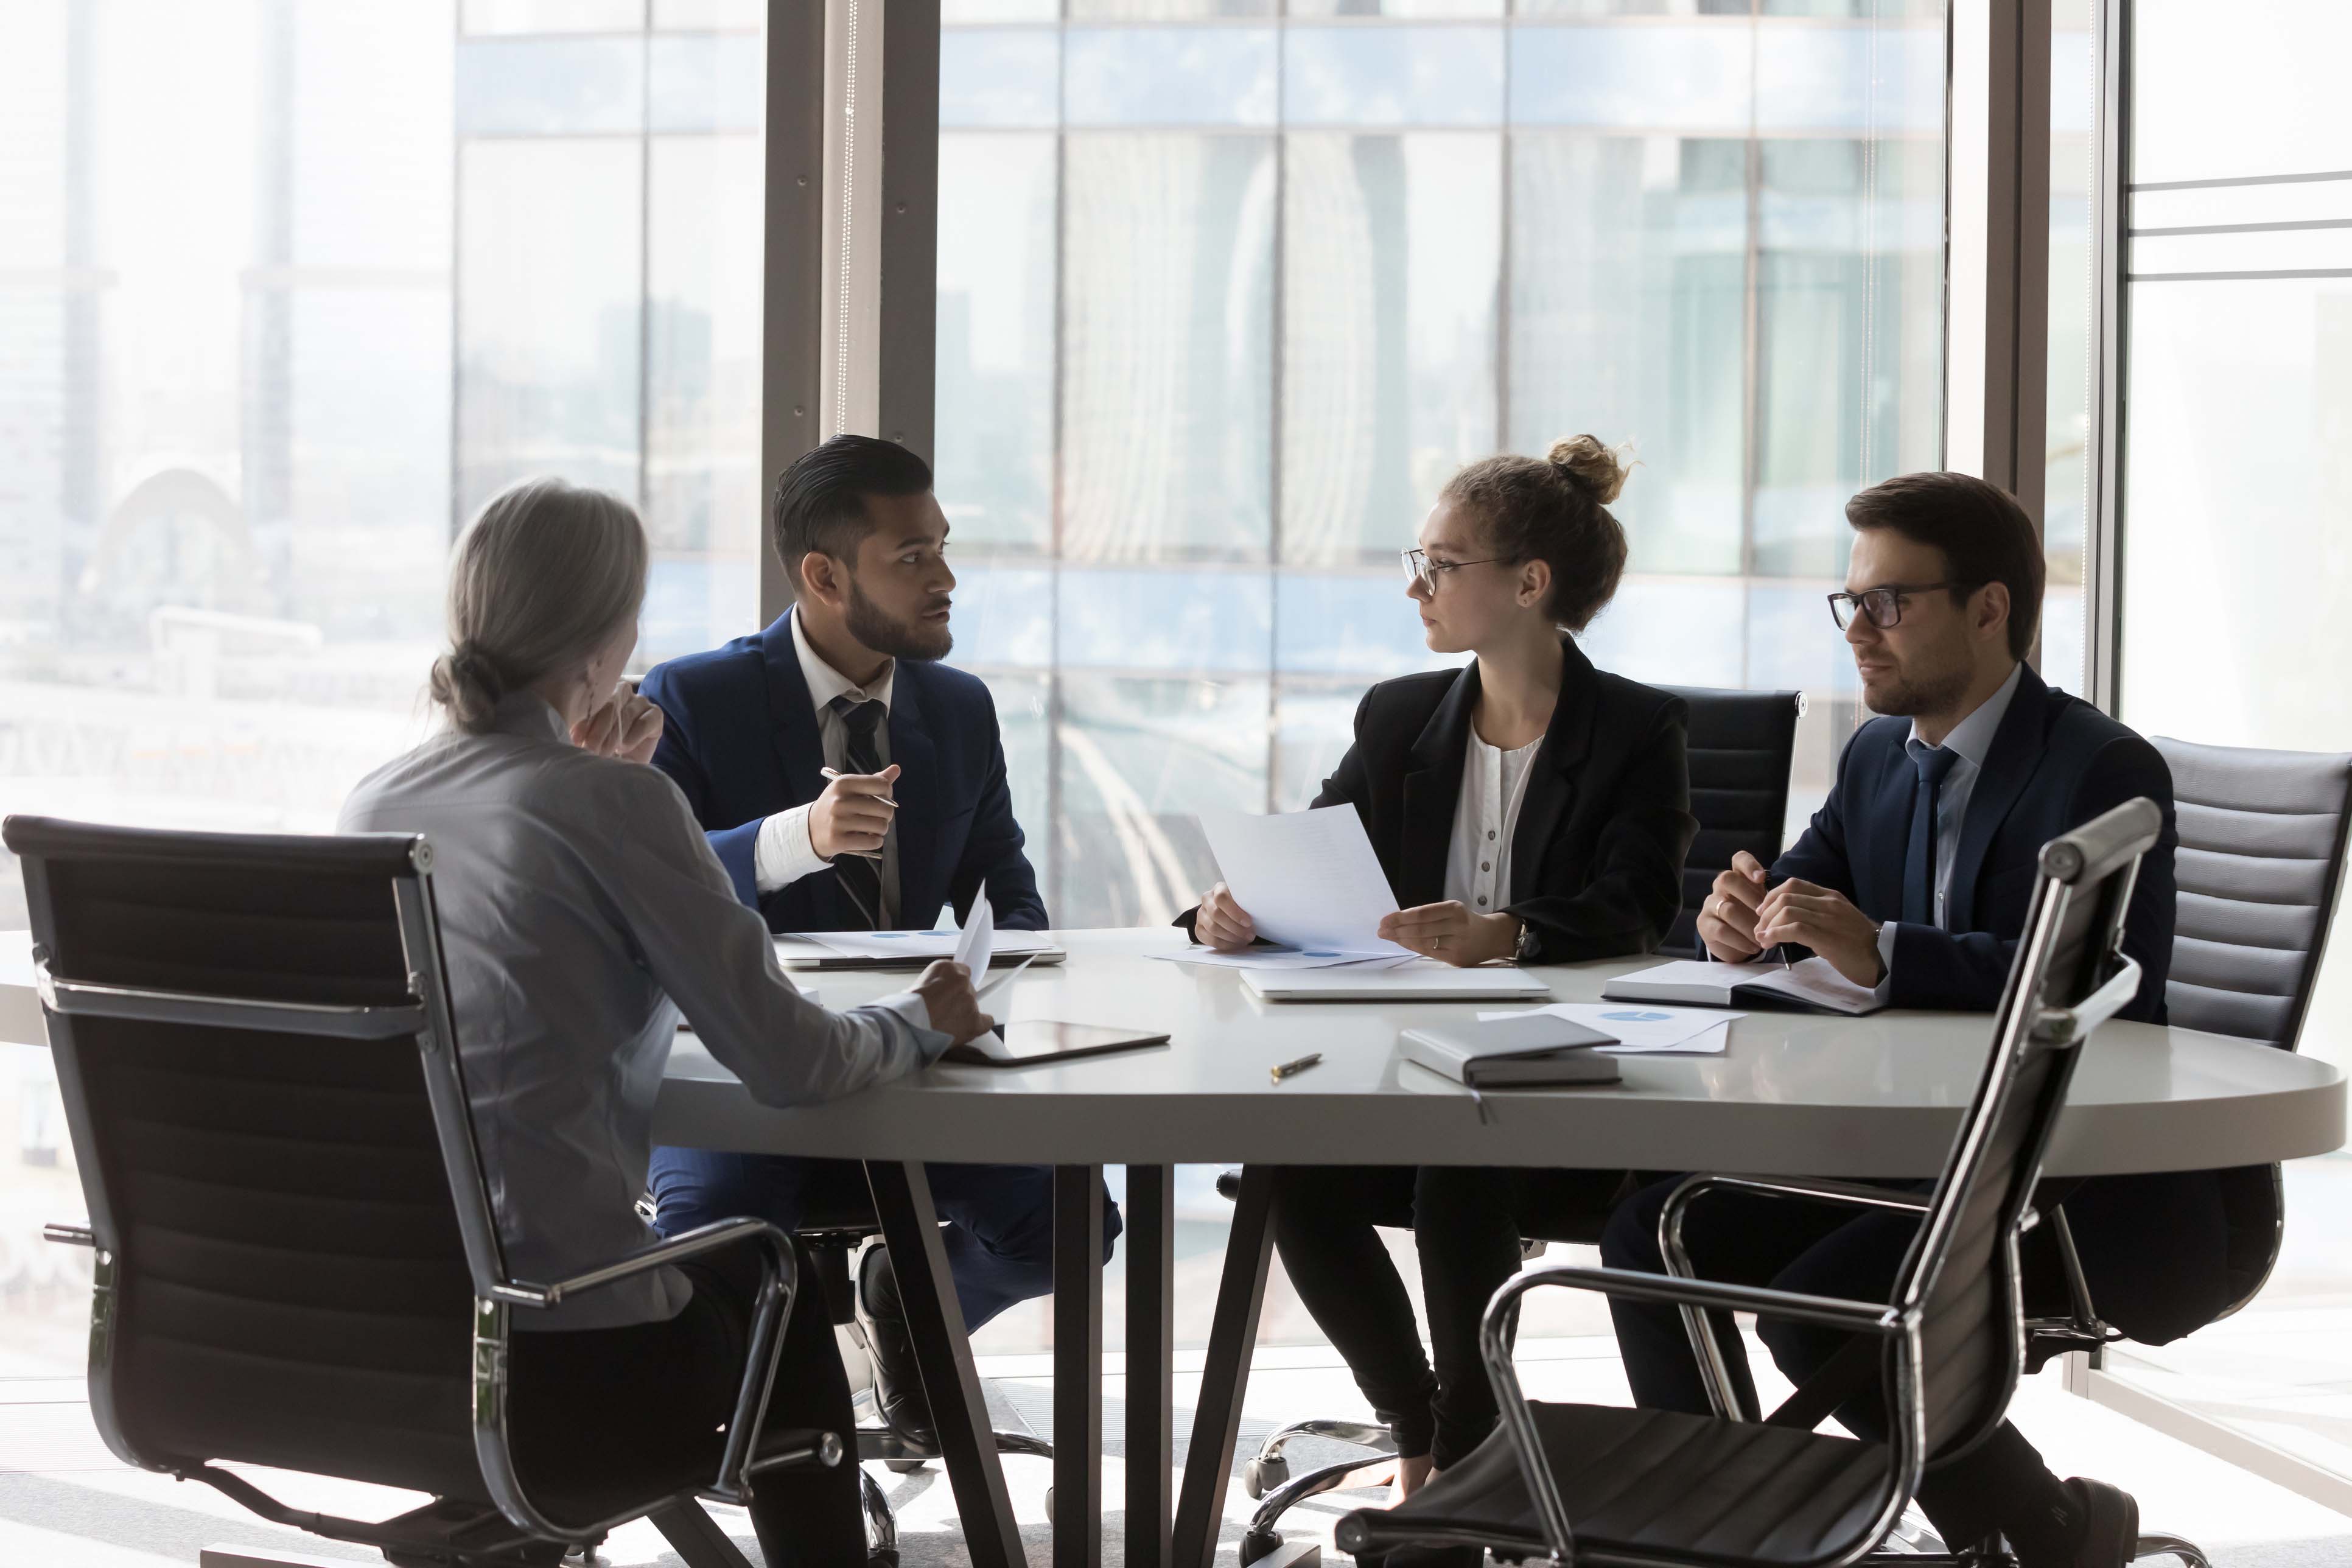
[1547, 434, 1629, 505]
[450, 642, 508, 702]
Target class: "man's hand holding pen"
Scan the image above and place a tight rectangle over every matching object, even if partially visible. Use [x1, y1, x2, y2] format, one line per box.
[811, 763, 900, 863]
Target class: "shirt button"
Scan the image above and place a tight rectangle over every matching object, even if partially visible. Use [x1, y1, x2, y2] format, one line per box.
[1487, 830, 1496, 841]
[1477, 896, 1488, 906]
[1481, 861, 1491, 872]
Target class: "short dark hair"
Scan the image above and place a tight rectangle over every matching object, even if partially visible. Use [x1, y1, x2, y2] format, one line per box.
[771, 435, 934, 589]
[1844, 471, 2043, 660]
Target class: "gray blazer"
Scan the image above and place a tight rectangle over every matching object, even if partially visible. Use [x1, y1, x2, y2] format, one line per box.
[340, 694, 943, 1329]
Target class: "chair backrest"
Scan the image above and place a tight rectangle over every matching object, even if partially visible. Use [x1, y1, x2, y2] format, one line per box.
[1894, 797, 2161, 1462]
[2, 816, 503, 1502]
[2153, 736, 2352, 1049]
[1660, 686, 1804, 957]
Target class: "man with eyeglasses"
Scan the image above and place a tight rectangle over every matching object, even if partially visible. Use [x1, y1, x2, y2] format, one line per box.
[1599, 472, 2227, 1568]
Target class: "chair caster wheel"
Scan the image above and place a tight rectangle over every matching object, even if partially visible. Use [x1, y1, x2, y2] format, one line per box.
[1239, 1527, 1283, 1565]
[884, 1458, 926, 1474]
[1242, 1455, 1290, 1499]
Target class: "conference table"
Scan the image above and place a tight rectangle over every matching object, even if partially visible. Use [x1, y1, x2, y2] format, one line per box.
[651, 927, 2347, 1568]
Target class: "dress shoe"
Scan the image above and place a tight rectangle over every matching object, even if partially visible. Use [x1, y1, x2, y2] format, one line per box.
[855, 1243, 939, 1455]
[2061, 1477, 2139, 1568]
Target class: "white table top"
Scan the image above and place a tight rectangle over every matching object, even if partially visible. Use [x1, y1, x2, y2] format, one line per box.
[654, 928, 2347, 1178]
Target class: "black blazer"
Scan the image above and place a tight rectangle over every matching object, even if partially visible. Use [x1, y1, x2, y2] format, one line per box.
[1777, 661, 2177, 1020]
[1185, 639, 1695, 964]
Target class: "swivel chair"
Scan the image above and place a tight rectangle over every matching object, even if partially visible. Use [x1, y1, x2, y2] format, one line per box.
[9, 815, 835, 1568]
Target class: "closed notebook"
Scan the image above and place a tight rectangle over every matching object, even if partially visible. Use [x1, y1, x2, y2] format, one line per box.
[1398, 1013, 1622, 1088]
[1601, 956, 1883, 1017]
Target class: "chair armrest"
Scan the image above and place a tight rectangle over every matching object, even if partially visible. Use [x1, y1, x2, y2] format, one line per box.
[1473, 1264, 1905, 1565]
[481, 1216, 827, 1523]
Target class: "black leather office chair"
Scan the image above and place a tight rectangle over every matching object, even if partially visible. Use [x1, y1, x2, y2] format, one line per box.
[6, 815, 834, 1568]
[1228, 685, 1804, 1560]
[2030, 738, 2352, 1368]
[1342, 798, 2207, 1568]
[1660, 684, 1806, 957]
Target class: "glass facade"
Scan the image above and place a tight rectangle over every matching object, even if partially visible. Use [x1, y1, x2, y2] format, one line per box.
[937, 3, 1949, 929]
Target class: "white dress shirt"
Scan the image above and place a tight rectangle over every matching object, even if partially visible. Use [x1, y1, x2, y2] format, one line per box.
[1444, 730, 1544, 915]
[752, 608, 901, 924]
[1872, 660, 2026, 988]
[338, 693, 943, 1330]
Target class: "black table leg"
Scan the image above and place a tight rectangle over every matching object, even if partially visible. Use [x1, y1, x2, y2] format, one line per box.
[1055, 1165, 1105, 1568]
[1125, 1164, 1175, 1568]
[1172, 1164, 1275, 1568]
[866, 1158, 1023, 1568]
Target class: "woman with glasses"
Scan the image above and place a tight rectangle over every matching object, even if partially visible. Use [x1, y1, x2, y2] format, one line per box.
[1182, 436, 1695, 1503]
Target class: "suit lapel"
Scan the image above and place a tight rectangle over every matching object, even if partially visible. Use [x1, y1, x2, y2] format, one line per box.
[1398, 663, 1479, 908]
[1858, 735, 1916, 922]
[887, 670, 940, 926]
[1946, 664, 2053, 931]
[761, 610, 828, 811]
[1509, 637, 1595, 902]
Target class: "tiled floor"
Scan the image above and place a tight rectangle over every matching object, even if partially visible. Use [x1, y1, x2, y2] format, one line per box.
[1, 1334, 2348, 1567]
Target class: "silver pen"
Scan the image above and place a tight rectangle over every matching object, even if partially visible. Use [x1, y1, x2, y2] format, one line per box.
[817, 766, 891, 859]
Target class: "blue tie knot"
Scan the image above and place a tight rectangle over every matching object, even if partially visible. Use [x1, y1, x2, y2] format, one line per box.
[1910, 742, 1960, 789]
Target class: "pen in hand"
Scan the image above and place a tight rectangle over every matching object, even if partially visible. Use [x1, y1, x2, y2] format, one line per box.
[818, 766, 892, 860]
[1270, 1052, 1322, 1084]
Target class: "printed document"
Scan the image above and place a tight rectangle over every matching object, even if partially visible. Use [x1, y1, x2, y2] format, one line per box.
[1479, 1001, 1735, 1055]
[1195, 805, 1408, 954]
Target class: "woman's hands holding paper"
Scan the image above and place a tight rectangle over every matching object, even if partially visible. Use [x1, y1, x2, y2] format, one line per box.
[1194, 881, 1258, 952]
[1378, 901, 1520, 967]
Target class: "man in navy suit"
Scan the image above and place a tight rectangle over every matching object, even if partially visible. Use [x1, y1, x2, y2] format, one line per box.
[1601, 473, 2222, 1568]
[640, 435, 1116, 1451]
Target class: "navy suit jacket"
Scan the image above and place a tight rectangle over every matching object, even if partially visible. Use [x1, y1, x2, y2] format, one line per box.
[639, 611, 1047, 934]
[1777, 662, 2177, 1021]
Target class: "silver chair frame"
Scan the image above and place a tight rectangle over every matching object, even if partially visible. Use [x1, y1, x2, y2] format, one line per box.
[29, 833, 836, 1558]
[1430, 822, 2154, 1568]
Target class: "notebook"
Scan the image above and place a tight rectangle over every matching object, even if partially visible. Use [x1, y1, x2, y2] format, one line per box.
[940, 1020, 1169, 1067]
[774, 935, 1066, 971]
[1398, 1014, 1622, 1088]
[1242, 964, 1552, 1004]
[1600, 956, 1883, 1016]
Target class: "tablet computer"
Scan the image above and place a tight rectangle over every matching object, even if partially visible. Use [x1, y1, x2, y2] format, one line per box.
[940, 1020, 1169, 1067]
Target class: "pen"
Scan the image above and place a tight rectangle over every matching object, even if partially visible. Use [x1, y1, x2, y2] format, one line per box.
[819, 766, 899, 808]
[1270, 1052, 1322, 1084]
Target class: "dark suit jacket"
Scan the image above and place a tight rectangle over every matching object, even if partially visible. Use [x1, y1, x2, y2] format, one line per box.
[1183, 639, 1694, 964]
[640, 611, 1046, 934]
[1777, 662, 2177, 1021]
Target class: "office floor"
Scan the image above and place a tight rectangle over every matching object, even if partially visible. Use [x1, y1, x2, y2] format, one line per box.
[1, 1333, 2347, 1568]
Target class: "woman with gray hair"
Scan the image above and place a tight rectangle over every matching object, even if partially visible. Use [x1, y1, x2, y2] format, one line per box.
[342, 477, 992, 1565]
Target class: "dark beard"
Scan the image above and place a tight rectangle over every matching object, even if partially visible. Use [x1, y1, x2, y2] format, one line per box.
[1866, 661, 1971, 717]
[845, 576, 953, 662]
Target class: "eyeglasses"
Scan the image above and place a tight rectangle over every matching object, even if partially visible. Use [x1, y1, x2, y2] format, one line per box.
[1401, 548, 1508, 595]
[1826, 581, 1982, 632]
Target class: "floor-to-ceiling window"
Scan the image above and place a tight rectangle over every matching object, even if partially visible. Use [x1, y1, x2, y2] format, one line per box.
[0, 0, 766, 1375]
[2103, 0, 2352, 1490]
[935, 0, 1949, 934]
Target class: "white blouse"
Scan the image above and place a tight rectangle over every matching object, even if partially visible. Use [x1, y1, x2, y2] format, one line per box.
[1444, 729, 1544, 915]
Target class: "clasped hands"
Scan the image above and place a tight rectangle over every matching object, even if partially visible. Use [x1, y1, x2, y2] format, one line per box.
[1195, 882, 1521, 967]
[1696, 850, 1885, 987]
[571, 682, 664, 765]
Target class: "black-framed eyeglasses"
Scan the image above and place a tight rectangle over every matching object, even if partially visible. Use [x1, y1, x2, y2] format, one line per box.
[1401, 547, 1508, 595]
[1826, 581, 1983, 632]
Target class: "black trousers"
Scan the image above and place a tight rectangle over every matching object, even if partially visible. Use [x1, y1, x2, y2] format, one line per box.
[1272, 1164, 1626, 1468]
[1599, 1169, 2236, 1550]
[509, 1240, 863, 1568]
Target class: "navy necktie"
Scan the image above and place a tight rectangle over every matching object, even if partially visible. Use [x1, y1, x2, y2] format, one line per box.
[1902, 742, 1962, 928]
[830, 696, 891, 929]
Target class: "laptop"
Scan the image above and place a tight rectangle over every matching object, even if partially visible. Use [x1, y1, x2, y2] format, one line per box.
[1242, 965, 1552, 1004]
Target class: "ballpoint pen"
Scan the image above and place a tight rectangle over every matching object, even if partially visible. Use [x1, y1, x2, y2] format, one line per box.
[1270, 1052, 1322, 1084]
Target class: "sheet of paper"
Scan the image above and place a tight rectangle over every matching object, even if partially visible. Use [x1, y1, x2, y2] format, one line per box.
[797, 929, 1056, 962]
[1144, 947, 1400, 971]
[954, 881, 993, 975]
[1614, 958, 1779, 989]
[1195, 805, 1408, 954]
[1480, 1001, 1741, 1054]
[974, 953, 1037, 1003]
